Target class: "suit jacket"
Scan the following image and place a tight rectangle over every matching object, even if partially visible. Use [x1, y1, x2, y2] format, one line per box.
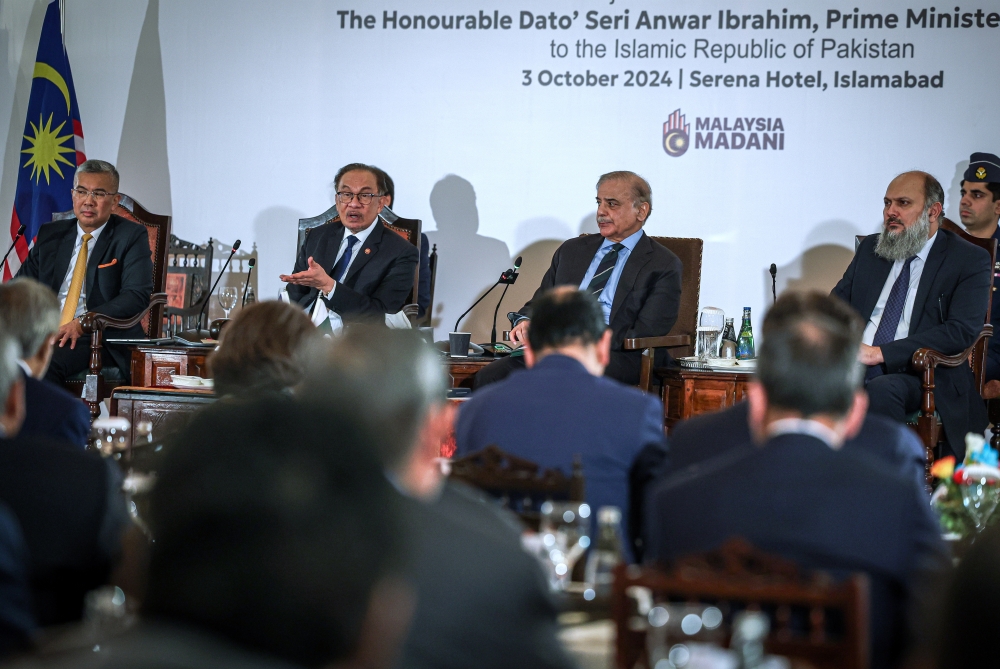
[0, 434, 128, 627]
[666, 403, 927, 491]
[832, 229, 991, 454]
[286, 219, 418, 321]
[21, 373, 91, 449]
[646, 433, 948, 669]
[16, 214, 154, 373]
[986, 225, 1000, 381]
[454, 355, 669, 561]
[399, 481, 574, 669]
[0, 502, 33, 658]
[516, 232, 682, 385]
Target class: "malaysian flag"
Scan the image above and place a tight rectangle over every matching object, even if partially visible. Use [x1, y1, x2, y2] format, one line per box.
[3, 0, 85, 280]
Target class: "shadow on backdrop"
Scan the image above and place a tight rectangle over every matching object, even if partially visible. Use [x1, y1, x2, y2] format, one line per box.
[0, 1, 48, 245]
[947, 159, 971, 224]
[502, 217, 573, 331]
[116, 0, 172, 216]
[578, 211, 599, 235]
[254, 206, 305, 312]
[769, 219, 862, 301]
[425, 175, 510, 340]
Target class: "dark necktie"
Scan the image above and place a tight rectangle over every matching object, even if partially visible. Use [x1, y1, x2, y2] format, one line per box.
[587, 243, 625, 295]
[331, 235, 359, 283]
[865, 255, 916, 382]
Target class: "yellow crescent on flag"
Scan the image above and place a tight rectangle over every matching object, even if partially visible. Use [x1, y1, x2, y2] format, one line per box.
[32, 62, 71, 114]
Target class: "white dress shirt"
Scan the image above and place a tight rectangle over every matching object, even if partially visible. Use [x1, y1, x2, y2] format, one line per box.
[862, 232, 937, 346]
[767, 417, 843, 450]
[57, 221, 108, 319]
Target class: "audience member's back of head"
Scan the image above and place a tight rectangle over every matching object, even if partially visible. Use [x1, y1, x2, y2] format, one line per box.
[758, 292, 863, 417]
[209, 300, 318, 397]
[0, 318, 23, 438]
[144, 395, 407, 667]
[301, 326, 446, 472]
[0, 278, 59, 364]
[527, 288, 606, 353]
[935, 525, 1000, 668]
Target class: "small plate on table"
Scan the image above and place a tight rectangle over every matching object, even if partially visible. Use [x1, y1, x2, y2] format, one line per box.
[169, 375, 214, 389]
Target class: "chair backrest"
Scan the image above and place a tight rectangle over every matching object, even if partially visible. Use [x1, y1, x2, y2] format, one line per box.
[649, 236, 703, 358]
[449, 444, 585, 529]
[940, 217, 997, 391]
[53, 194, 170, 337]
[296, 206, 422, 307]
[164, 234, 214, 334]
[614, 538, 869, 669]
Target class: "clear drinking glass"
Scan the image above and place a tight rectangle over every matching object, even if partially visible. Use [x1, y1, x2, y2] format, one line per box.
[961, 478, 1000, 534]
[539, 501, 591, 591]
[218, 287, 238, 318]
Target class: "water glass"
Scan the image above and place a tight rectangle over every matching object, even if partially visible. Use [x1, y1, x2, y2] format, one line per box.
[539, 501, 591, 590]
[961, 478, 1000, 533]
[218, 287, 238, 318]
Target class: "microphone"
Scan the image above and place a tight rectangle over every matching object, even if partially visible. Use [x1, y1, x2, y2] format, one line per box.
[769, 263, 777, 304]
[490, 256, 523, 353]
[453, 257, 521, 334]
[1, 224, 26, 275]
[242, 257, 256, 307]
[183, 239, 240, 340]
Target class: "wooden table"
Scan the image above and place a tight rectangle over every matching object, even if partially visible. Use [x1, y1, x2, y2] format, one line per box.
[445, 357, 494, 388]
[129, 345, 211, 388]
[659, 367, 753, 433]
[111, 386, 216, 444]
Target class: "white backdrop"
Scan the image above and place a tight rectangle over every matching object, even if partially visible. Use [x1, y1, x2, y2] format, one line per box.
[2, 0, 998, 338]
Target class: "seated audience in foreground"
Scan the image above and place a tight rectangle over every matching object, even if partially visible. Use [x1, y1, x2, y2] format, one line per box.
[667, 382, 925, 491]
[954, 152, 1000, 380]
[208, 300, 318, 398]
[0, 278, 90, 448]
[13, 396, 412, 669]
[0, 332, 35, 655]
[455, 287, 668, 561]
[0, 323, 127, 628]
[646, 291, 948, 669]
[933, 524, 1000, 669]
[302, 327, 576, 669]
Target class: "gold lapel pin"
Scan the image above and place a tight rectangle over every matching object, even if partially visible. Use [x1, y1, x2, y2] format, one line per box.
[364, 248, 371, 254]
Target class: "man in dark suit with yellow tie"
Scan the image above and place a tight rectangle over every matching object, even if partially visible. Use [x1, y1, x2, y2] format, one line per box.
[16, 160, 153, 384]
[280, 163, 418, 325]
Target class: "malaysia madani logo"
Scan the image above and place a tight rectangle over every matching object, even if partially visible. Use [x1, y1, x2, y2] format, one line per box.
[663, 109, 690, 158]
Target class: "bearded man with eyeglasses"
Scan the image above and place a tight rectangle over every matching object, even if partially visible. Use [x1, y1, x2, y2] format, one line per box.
[281, 163, 418, 325]
[16, 159, 153, 384]
[832, 170, 992, 460]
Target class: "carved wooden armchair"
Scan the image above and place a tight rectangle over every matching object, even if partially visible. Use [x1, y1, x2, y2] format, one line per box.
[56, 194, 169, 417]
[909, 219, 996, 474]
[622, 236, 703, 393]
[613, 538, 869, 669]
[164, 234, 213, 335]
[449, 444, 585, 530]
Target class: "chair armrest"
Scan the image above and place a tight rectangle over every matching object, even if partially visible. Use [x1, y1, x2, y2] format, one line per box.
[911, 324, 993, 372]
[81, 293, 168, 333]
[623, 335, 691, 351]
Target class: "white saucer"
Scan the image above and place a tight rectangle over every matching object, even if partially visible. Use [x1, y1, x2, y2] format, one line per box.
[170, 375, 212, 389]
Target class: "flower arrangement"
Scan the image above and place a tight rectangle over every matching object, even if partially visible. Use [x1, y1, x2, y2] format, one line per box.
[930, 433, 1000, 538]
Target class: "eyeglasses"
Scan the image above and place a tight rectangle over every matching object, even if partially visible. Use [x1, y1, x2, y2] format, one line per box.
[71, 188, 117, 201]
[335, 191, 382, 205]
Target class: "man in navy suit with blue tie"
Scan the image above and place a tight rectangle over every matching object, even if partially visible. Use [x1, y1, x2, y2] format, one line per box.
[455, 287, 668, 561]
[646, 292, 947, 669]
[281, 163, 418, 325]
[832, 171, 992, 458]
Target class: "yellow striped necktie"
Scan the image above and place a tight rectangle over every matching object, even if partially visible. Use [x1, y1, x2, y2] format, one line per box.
[60, 233, 93, 326]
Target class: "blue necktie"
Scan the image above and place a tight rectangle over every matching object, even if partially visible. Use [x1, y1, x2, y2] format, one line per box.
[866, 256, 916, 382]
[331, 235, 358, 283]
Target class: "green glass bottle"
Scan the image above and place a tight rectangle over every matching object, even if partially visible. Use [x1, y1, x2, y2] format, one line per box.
[736, 307, 755, 360]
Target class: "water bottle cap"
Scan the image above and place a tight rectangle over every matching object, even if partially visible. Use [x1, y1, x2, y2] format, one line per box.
[598, 506, 621, 524]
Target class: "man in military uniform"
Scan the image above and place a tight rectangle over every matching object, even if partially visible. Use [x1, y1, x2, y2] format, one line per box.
[957, 152, 1000, 379]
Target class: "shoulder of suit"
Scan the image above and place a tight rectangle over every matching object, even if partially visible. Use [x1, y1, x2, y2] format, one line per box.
[35, 218, 77, 240]
[938, 227, 991, 261]
[106, 213, 148, 237]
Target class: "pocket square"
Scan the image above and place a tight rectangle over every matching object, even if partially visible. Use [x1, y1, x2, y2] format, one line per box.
[98, 259, 118, 269]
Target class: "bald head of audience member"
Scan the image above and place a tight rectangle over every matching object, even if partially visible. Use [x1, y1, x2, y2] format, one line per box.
[0, 326, 24, 439]
[144, 396, 412, 669]
[302, 327, 451, 499]
[749, 291, 867, 446]
[209, 300, 318, 397]
[0, 278, 60, 380]
[525, 287, 612, 376]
